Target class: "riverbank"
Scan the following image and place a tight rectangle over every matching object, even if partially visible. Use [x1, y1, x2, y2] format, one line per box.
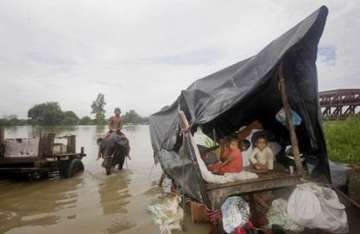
[323, 118, 360, 165]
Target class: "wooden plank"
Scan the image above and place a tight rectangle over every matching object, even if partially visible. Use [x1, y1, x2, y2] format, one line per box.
[207, 175, 300, 208]
[52, 153, 84, 157]
[38, 134, 55, 158]
[278, 63, 304, 176]
[4, 138, 39, 158]
[0, 157, 39, 164]
[66, 135, 76, 153]
[206, 170, 298, 190]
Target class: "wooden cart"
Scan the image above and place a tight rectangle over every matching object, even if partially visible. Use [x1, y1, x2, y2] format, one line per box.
[0, 128, 86, 179]
[175, 65, 305, 232]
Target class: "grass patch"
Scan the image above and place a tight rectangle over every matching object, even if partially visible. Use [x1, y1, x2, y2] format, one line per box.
[323, 118, 360, 165]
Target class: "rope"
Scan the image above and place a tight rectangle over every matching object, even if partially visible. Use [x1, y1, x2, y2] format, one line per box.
[207, 209, 222, 224]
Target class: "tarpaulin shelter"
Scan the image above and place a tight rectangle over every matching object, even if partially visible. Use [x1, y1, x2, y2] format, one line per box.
[149, 6, 330, 203]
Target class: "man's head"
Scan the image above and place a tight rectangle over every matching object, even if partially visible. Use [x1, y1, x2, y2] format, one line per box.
[114, 108, 121, 116]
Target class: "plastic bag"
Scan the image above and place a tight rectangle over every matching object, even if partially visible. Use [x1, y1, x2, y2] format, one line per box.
[221, 196, 250, 233]
[267, 199, 304, 232]
[275, 108, 302, 126]
[287, 183, 348, 233]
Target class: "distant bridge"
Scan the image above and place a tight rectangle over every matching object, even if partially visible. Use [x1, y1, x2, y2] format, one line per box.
[319, 89, 360, 120]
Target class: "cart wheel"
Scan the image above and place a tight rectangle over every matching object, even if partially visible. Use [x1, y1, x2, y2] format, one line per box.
[64, 159, 84, 178]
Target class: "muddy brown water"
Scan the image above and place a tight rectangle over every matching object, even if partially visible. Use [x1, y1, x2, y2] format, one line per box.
[0, 125, 208, 234]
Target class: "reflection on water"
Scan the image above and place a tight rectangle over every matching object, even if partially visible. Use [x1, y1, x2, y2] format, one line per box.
[0, 125, 208, 234]
[0, 177, 83, 233]
[98, 171, 131, 215]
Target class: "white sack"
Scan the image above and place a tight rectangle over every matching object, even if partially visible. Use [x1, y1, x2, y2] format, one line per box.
[267, 198, 304, 232]
[287, 183, 348, 233]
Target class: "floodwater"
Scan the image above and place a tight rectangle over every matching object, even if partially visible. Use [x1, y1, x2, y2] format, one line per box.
[0, 125, 208, 234]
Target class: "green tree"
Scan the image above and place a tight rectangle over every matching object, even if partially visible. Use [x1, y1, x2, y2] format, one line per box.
[5, 115, 18, 126]
[28, 102, 64, 125]
[62, 111, 79, 125]
[79, 116, 93, 125]
[0, 115, 28, 126]
[122, 110, 142, 124]
[91, 93, 106, 125]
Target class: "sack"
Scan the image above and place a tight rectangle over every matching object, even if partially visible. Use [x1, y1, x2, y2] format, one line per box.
[287, 183, 348, 233]
[267, 199, 303, 232]
[221, 196, 250, 233]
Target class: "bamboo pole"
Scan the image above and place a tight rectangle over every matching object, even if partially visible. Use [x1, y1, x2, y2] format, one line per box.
[278, 63, 304, 176]
[178, 111, 212, 208]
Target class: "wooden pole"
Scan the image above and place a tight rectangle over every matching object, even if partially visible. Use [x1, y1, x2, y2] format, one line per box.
[178, 111, 212, 208]
[0, 127, 4, 158]
[67, 135, 76, 153]
[38, 133, 55, 158]
[0, 127, 4, 145]
[158, 172, 166, 187]
[278, 63, 304, 176]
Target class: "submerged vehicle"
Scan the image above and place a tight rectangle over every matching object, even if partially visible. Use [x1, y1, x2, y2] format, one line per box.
[0, 128, 86, 179]
[98, 132, 130, 175]
[149, 6, 336, 233]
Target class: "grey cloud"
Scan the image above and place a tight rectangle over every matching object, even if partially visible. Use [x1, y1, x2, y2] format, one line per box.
[142, 48, 224, 66]
[318, 46, 336, 65]
[96, 80, 123, 88]
[0, 0, 359, 118]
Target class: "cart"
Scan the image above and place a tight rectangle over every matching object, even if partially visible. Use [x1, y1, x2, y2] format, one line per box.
[0, 127, 86, 179]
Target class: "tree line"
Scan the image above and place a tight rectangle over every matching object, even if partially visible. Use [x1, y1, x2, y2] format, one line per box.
[0, 93, 149, 126]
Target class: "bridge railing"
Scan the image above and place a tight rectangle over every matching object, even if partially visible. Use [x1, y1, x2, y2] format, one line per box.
[319, 89, 360, 120]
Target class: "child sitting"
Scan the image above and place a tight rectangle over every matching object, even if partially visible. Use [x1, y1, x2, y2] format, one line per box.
[239, 139, 251, 152]
[208, 137, 243, 175]
[239, 139, 251, 167]
[250, 134, 274, 172]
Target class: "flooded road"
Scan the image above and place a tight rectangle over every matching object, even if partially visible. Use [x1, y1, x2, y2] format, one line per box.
[0, 125, 208, 234]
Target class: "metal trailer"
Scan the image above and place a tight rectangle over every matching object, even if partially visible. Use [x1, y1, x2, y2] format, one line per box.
[0, 127, 86, 179]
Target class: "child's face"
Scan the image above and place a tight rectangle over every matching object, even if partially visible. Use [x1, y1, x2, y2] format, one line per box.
[229, 140, 239, 150]
[256, 138, 267, 150]
[240, 142, 248, 151]
[115, 110, 121, 116]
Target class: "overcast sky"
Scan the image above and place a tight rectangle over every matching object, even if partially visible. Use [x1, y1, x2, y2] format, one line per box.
[0, 0, 359, 118]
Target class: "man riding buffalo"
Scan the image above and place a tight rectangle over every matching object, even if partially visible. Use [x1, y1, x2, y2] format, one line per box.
[97, 108, 131, 175]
